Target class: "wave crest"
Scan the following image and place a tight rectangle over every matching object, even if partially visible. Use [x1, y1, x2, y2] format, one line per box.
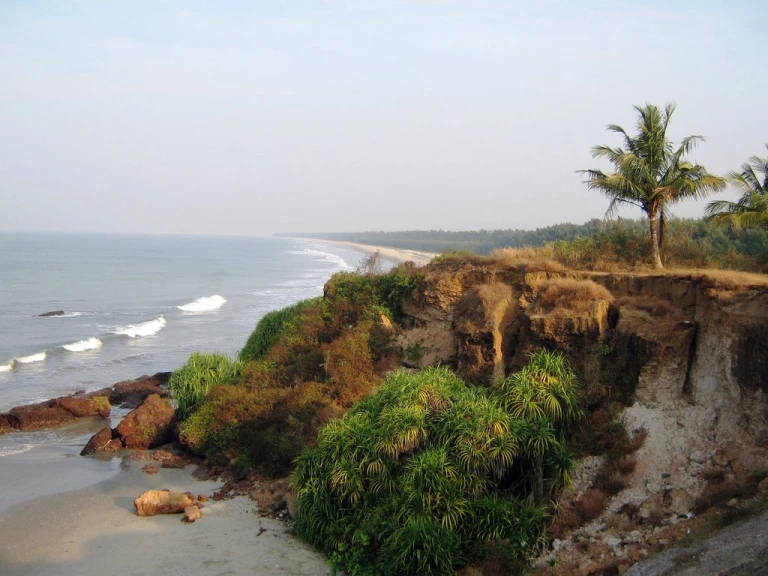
[15, 352, 47, 364]
[62, 338, 103, 352]
[112, 316, 167, 338]
[0, 361, 14, 372]
[177, 295, 227, 313]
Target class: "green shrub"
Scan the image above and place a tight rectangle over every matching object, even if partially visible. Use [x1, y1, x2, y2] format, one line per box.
[292, 358, 581, 575]
[178, 383, 283, 455]
[239, 298, 322, 362]
[324, 266, 420, 328]
[169, 352, 243, 421]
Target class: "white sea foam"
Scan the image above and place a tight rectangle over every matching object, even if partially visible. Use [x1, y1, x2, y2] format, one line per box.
[62, 337, 103, 352]
[112, 316, 167, 338]
[289, 248, 351, 269]
[177, 295, 227, 312]
[0, 361, 14, 372]
[15, 352, 47, 364]
[59, 312, 84, 318]
[0, 444, 35, 457]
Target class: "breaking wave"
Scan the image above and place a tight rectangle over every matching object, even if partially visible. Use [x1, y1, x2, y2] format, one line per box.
[15, 352, 47, 364]
[112, 316, 167, 338]
[177, 295, 227, 313]
[62, 338, 103, 352]
[289, 248, 351, 269]
[0, 361, 14, 373]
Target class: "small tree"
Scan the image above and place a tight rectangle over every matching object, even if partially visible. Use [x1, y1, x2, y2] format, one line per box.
[579, 102, 726, 268]
[706, 145, 768, 230]
[358, 250, 384, 276]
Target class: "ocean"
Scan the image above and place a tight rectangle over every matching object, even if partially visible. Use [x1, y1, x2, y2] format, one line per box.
[0, 232, 364, 459]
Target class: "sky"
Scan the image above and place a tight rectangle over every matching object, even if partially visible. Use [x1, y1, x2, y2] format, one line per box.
[1, 1, 766, 236]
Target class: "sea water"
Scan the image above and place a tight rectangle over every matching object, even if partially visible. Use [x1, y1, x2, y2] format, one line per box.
[0, 232, 364, 457]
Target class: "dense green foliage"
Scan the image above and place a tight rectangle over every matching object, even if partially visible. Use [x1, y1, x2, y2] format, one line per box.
[579, 102, 726, 268]
[239, 298, 321, 362]
[324, 263, 419, 323]
[176, 264, 421, 474]
[547, 218, 768, 272]
[292, 354, 582, 576]
[169, 352, 243, 421]
[707, 145, 768, 230]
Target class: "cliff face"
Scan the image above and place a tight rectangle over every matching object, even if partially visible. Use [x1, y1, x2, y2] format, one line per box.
[396, 260, 768, 542]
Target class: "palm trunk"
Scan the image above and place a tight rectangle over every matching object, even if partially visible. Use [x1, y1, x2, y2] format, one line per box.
[648, 212, 664, 269]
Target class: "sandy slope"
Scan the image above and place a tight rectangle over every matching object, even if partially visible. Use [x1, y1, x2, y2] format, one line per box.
[0, 458, 328, 576]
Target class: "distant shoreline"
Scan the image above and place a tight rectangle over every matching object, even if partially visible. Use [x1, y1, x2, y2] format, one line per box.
[302, 238, 438, 267]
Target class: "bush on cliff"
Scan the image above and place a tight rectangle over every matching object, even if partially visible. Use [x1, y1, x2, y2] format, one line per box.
[169, 352, 242, 421]
[292, 355, 581, 575]
[176, 265, 419, 474]
[239, 298, 322, 363]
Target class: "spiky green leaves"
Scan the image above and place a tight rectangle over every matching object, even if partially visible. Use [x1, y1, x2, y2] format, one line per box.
[169, 352, 242, 421]
[579, 102, 726, 268]
[707, 145, 768, 230]
[499, 350, 582, 424]
[292, 354, 582, 575]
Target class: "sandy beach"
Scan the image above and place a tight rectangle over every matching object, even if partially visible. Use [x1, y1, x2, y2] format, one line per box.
[320, 240, 438, 267]
[0, 453, 329, 576]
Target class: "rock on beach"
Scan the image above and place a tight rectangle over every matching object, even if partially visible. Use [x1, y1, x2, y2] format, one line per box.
[134, 490, 196, 516]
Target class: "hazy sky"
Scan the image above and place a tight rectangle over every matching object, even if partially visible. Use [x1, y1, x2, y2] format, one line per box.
[1, 1, 766, 236]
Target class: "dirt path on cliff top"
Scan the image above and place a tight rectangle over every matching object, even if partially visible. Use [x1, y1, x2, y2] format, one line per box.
[625, 510, 768, 575]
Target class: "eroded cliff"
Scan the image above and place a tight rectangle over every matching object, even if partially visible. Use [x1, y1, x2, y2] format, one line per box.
[396, 259, 768, 574]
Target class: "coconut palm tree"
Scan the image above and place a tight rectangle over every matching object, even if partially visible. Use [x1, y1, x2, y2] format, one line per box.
[579, 102, 726, 269]
[706, 145, 768, 229]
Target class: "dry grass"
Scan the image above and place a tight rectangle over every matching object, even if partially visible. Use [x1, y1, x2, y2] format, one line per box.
[665, 268, 768, 289]
[548, 489, 610, 540]
[627, 427, 648, 453]
[536, 278, 614, 313]
[615, 455, 638, 475]
[489, 246, 566, 272]
[693, 477, 761, 514]
[576, 488, 609, 522]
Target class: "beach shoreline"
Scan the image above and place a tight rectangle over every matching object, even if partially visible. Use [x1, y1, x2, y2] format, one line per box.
[304, 238, 438, 267]
[0, 454, 329, 576]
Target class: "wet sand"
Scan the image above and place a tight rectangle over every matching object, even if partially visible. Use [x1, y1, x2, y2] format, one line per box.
[0, 455, 329, 576]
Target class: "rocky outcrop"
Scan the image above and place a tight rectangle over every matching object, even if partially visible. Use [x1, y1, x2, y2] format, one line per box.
[8, 403, 75, 431]
[38, 310, 65, 317]
[0, 372, 169, 437]
[115, 394, 175, 449]
[397, 261, 768, 574]
[134, 490, 196, 516]
[89, 372, 170, 408]
[54, 396, 111, 418]
[80, 427, 122, 455]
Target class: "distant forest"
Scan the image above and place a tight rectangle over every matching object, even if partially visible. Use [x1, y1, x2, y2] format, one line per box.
[275, 218, 768, 262]
[276, 220, 612, 253]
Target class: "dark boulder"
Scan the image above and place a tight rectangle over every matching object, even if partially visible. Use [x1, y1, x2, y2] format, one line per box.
[115, 394, 175, 449]
[38, 310, 65, 317]
[80, 427, 123, 455]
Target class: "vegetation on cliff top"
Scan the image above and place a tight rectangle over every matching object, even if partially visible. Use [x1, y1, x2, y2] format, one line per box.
[170, 263, 420, 475]
[579, 101, 726, 269]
